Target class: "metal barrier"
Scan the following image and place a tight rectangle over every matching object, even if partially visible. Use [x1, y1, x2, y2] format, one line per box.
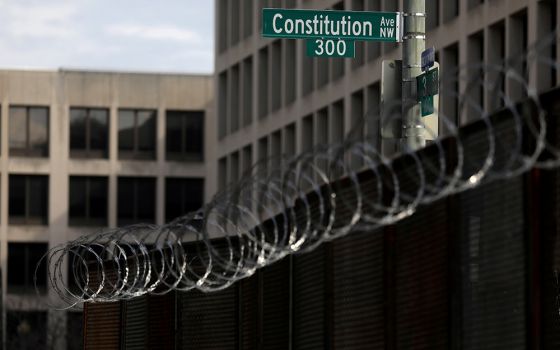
[82, 87, 560, 349]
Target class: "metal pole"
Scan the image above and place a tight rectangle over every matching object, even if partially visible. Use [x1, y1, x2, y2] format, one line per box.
[402, 0, 426, 151]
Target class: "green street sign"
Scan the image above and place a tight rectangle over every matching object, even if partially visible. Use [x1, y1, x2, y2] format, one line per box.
[306, 39, 355, 57]
[417, 67, 439, 117]
[262, 8, 401, 42]
[420, 95, 434, 117]
[417, 67, 439, 99]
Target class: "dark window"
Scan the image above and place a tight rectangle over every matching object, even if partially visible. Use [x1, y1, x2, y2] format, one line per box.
[70, 107, 108, 158]
[118, 109, 156, 160]
[165, 178, 204, 222]
[8, 242, 47, 294]
[67, 312, 83, 350]
[166, 110, 204, 161]
[118, 177, 156, 226]
[9, 106, 49, 157]
[7, 311, 48, 349]
[69, 176, 108, 226]
[9, 175, 48, 225]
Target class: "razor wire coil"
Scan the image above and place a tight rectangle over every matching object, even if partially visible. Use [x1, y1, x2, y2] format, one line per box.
[37, 28, 560, 309]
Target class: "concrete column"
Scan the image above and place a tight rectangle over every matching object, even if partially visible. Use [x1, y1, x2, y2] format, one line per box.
[156, 106, 165, 226]
[0, 99, 8, 348]
[108, 103, 118, 228]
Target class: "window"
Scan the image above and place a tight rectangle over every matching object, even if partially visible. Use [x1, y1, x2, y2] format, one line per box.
[166, 110, 204, 161]
[118, 177, 156, 226]
[9, 175, 48, 225]
[67, 312, 83, 350]
[118, 109, 156, 160]
[70, 108, 108, 158]
[218, 157, 227, 191]
[219, 71, 228, 139]
[9, 106, 49, 157]
[165, 178, 204, 222]
[69, 176, 108, 226]
[426, 0, 439, 30]
[8, 242, 47, 294]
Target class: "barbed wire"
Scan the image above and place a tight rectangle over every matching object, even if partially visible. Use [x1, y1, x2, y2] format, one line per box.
[37, 28, 560, 309]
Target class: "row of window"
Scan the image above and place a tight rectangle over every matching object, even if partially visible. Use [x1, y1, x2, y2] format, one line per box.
[7, 106, 204, 161]
[219, 80, 382, 189]
[217, 0, 298, 54]
[9, 175, 204, 226]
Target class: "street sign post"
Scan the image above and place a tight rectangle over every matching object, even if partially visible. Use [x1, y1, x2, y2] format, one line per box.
[261, 4, 436, 152]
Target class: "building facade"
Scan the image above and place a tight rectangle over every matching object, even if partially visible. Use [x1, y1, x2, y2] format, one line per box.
[0, 69, 212, 348]
[209, 0, 560, 195]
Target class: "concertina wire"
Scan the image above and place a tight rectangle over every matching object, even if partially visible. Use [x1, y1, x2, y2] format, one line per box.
[37, 28, 560, 309]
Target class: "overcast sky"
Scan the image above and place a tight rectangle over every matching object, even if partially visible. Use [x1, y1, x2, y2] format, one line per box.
[0, 0, 214, 73]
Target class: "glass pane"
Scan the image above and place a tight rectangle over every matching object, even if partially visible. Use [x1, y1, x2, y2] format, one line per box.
[28, 176, 48, 222]
[166, 112, 183, 155]
[118, 178, 135, 223]
[185, 111, 204, 157]
[67, 312, 84, 350]
[119, 110, 135, 151]
[9, 107, 27, 151]
[9, 175, 26, 218]
[184, 178, 204, 212]
[29, 107, 48, 156]
[89, 177, 108, 222]
[137, 178, 155, 222]
[7, 243, 25, 287]
[165, 179, 182, 222]
[137, 111, 156, 152]
[165, 178, 203, 223]
[70, 108, 87, 150]
[89, 109, 108, 152]
[29, 244, 47, 288]
[69, 177, 87, 220]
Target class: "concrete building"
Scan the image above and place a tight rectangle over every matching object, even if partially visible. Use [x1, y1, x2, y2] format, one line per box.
[0, 69, 212, 348]
[209, 0, 560, 195]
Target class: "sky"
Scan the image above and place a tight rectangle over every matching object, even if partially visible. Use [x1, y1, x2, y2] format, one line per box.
[0, 0, 214, 73]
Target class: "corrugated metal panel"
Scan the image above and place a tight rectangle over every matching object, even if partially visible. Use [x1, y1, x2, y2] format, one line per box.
[261, 257, 290, 349]
[543, 105, 560, 348]
[542, 98, 560, 348]
[460, 177, 526, 349]
[83, 301, 122, 350]
[546, 189, 560, 348]
[240, 275, 258, 350]
[148, 294, 176, 350]
[292, 245, 326, 349]
[123, 295, 148, 350]
[537, 166, 560, 349]
[332, 229, 385, 349]
[394, 199, 449, 349]
[445, 113, 528, 349]
[179, 287, 237, 349]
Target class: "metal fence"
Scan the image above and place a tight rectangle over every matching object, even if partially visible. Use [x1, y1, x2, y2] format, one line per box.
[83, 87, 560, 349]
